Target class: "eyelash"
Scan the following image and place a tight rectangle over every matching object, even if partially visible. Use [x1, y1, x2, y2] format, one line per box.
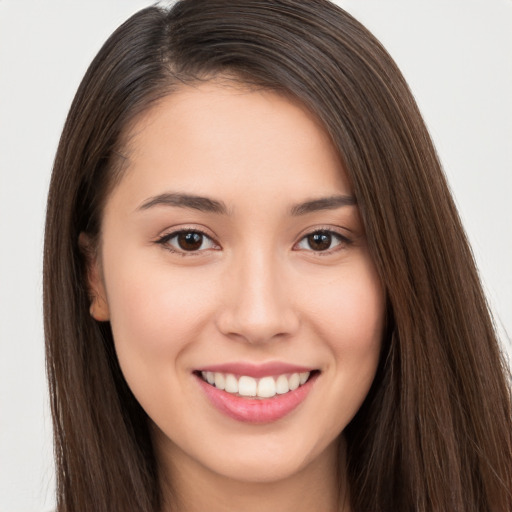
[155, 228, 352, 256]
[294, 229, 352, 255]
[156, 228, 219, 256]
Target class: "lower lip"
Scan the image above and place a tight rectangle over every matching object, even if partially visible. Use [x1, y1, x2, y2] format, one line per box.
[196, 373, 318, 424]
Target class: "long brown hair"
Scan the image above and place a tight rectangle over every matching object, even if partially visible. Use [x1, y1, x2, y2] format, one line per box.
[43, 1, 512, 510]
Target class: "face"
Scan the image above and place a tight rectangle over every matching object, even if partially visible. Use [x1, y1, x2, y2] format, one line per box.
[86, 82, 385, 486]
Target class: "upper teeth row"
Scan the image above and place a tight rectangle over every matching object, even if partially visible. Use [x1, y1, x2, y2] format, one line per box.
[201, 371, 310, 398]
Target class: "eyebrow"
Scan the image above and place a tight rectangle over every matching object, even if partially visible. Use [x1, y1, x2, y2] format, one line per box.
[137, 192, 356, 216]
[137, 193, 228, 214]
[290, 194, 356, 215]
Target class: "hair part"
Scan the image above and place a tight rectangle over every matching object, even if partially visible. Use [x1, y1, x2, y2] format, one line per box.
[44, 1, 512, 510]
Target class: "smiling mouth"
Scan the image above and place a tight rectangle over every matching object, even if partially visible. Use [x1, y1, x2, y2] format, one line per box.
[194, 370, 319, 399]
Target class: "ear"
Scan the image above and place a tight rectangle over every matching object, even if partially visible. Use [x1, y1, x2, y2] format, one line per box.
[78, 232, 110, 322]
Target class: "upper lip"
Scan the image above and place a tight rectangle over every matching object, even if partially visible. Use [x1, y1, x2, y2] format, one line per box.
[195, 362, 316, 378]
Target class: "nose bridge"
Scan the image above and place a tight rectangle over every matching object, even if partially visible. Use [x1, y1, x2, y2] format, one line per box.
[217, 244, 298, 343]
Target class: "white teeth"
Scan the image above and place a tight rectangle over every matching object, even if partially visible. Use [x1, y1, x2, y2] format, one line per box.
[289, 373, 300, 391]
[238, 376, 257, 397]
[214, 373, 225, 390]
[257, 376, 277, 398]
[224, 374, 238, 393]
[275, 375, 290, 394]
[200, 370, 312, 397]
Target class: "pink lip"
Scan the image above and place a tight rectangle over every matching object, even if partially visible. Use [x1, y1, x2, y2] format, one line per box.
[196, 361, 315, 378]
[195, 371, 319, 424]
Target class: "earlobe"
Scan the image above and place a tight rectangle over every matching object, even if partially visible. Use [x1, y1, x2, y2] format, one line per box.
[88, 287, 110, 322]
[89, 298, 110, 322]
[78, 232, 110, 322]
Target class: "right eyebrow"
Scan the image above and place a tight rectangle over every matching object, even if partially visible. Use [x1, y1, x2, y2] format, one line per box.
[136, 192, 229, 215]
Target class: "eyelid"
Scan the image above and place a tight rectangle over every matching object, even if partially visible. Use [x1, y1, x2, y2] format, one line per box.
[293, 227, 353, 254]
[155, 225, 221, 255]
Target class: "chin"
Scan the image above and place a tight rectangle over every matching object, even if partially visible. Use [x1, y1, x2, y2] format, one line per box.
[214, 456, 306, 484]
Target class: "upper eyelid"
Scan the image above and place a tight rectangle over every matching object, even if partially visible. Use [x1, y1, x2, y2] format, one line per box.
[296, 226, 352, 242]
[156, 225, 218, 242]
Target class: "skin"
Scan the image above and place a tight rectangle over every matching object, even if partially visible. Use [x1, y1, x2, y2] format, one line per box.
[85, 81, 385, 512]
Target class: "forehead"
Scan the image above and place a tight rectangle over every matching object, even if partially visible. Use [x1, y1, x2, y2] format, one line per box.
[109, 81, 352, 212]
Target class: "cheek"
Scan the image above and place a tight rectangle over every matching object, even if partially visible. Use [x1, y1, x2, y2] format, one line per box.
[333, 276, 384, 385]
[306, 259, 384, 354]
[334, 278, 384, 352]
[103, 254, 216, 378]
[102, 256, 223, 428]
[302, 257, 384, 417]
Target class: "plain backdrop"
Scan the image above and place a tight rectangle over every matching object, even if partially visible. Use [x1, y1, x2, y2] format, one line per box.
[0, 1, 511, 510]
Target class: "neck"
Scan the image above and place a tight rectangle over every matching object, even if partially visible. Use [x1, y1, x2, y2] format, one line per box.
[156, 434, 350, 512]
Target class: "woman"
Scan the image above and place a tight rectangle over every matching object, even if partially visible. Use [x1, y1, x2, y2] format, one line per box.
[43, 1, 512, 510]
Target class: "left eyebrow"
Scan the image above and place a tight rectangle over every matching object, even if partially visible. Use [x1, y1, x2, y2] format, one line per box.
[290, 195, 357, 216]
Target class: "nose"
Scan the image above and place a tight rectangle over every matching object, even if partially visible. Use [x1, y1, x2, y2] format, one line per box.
[215, 249, 300, 344]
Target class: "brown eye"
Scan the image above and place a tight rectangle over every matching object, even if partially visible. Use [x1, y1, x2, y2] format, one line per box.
[307, 232, 332, 251]
[159, 230, 218, 253]
[295, 230, 350, 253]
[177, 232, 204, 251]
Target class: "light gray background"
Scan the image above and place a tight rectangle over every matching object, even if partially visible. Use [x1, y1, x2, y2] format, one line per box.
[1, 1, 511, 510]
